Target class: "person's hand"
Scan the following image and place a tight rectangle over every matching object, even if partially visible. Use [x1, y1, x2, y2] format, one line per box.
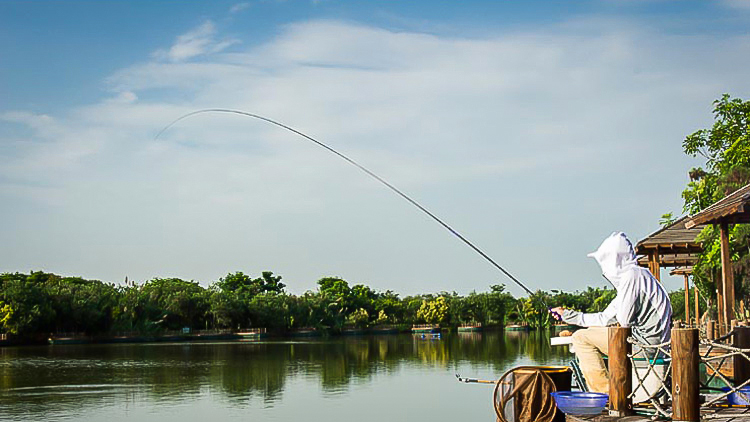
[549, 307, 565, 321]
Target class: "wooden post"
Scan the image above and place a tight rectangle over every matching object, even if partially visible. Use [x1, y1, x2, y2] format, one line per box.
[716, 269, 725, 336]
[707, 320, 715, 341]
[720, 221, 735, 332]
[672, 328, 700, 422]
[684, 274, 691, 324]
[648, 250, 661, 282]
[694, 284, 700, 326]
[734, 327, 750, 385]
[608, 326, 632, 417]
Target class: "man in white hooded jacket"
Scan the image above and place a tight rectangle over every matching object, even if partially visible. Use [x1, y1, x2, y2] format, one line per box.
[550, 232, 672, 394]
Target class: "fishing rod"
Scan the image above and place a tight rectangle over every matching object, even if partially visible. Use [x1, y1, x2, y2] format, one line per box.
[455, 373, 498, 385]
[156, 108, 544, 301]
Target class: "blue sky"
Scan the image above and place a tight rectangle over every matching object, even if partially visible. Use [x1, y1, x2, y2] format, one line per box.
[2, 0, 750, 295]
[3, 0, 743, 109]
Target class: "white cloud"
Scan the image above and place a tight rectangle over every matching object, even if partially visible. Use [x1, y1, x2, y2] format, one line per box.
[229, 2, 251, 14]
[2, 18, 749, 294]
[1, 110, 55, 130]
[106, 91, 138, 104]
[153, 21, 240, 62]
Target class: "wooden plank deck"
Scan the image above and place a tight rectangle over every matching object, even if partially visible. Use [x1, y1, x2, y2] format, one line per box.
[565, 407, 750, 421]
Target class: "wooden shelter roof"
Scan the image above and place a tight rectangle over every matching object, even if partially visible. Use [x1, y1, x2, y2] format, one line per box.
[635, 215, 705, 255]
[686, 183, 750, 228]
[637, 253, 699, 268]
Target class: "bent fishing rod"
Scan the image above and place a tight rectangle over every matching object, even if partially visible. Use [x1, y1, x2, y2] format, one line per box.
[156, 108, 545, 302]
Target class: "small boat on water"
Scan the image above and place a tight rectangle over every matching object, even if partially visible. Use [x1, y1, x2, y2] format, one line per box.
[411, 324, 440, 334]
[504, 324, 531, 332]
[458, 323, 483, 332]
[235, 328, 268, 340]
[48, 334, 92, 345]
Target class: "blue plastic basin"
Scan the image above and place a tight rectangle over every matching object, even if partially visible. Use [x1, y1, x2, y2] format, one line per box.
[550, 391, 608, 415]
[722, 387, 750, 406]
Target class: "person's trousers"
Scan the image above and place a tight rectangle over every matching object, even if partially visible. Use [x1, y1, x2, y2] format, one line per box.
[571, 326, 609, 393]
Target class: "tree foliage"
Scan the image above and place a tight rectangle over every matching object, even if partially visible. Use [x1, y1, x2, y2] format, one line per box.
[680, 94, 750, 318]
[0, 270, 646, 338]
[417, 297, 448, 324]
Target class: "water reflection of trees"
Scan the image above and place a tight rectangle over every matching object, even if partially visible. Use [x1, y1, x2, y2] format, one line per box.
[0, 331, 570, 417]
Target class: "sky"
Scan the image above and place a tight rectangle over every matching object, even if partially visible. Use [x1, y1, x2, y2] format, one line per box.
[2, 0, 750, 296]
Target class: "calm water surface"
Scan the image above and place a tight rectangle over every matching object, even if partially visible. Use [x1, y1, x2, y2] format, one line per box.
[0, 331, 569, 422]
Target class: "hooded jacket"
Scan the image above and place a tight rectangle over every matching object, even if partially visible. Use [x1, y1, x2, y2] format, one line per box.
[562, 232, 673, 345]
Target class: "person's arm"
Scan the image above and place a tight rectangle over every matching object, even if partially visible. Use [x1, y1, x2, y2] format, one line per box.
[561, 300, 618, 327]
[559, 278, 638, 327]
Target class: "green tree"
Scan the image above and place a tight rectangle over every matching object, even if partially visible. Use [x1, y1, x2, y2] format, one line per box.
[373, 290, 404, 324]
[345, 308, 369, 328]
[660, 212, 676, 228]
[139, 278, 209, 330]
[681, 94, 750, 319]
[416, 297, 448, 324]
[488, 284, 514, 325]
[314, 277, 353, 329]
[516, 290, 552, 329]
[216, 271, 286, 298]
[350, 284, 377, 319]
[47, 276, 118, 334]
[248, 292, 292, 330]
[0, 272, 55, 335]
[208, 290, 245, 328]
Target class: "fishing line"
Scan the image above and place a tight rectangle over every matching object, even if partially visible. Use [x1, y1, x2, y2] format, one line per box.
[156, 108, 539, 298]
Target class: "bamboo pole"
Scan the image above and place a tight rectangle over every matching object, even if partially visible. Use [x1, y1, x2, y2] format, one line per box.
[694, 284, 700, 326]
[716, 269, 725, 336]
[707, 320, 716, 341]
[720, 222, 735, 332]
[684, 274, 690, 324]
[672, 328, 699, 422]
[608, 326, 632, 417]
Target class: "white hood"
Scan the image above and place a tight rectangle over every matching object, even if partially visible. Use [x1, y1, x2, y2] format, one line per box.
[561, 231, 673, 346]
[587, 231, 638, 289]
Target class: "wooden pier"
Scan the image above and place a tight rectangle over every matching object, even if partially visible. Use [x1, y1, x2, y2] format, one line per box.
[557, 326, 750, 422]
[565, 408, 750, 422]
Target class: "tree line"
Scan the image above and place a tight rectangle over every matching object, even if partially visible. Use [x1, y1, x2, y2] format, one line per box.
[0, 270, 634, 337]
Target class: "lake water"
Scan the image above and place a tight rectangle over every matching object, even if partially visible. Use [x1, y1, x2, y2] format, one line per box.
[0, 331, 570, 422]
